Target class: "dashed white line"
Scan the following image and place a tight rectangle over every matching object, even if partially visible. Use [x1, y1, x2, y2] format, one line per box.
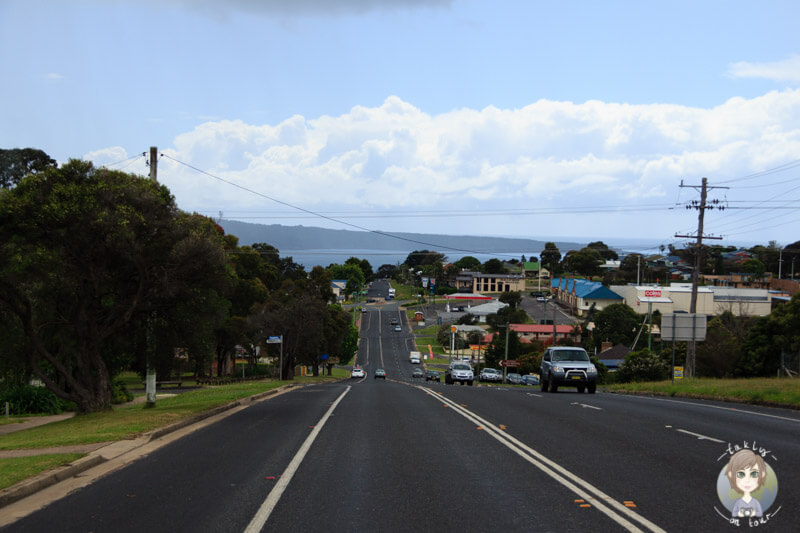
[244, 386, 351, 532]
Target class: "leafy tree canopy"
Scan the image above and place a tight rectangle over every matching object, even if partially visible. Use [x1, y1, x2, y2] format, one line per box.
[404, 250, 446, 268]
[482, 258, 507, 274]
[0, 160, 231, 412]
[0, 147, 57, 189]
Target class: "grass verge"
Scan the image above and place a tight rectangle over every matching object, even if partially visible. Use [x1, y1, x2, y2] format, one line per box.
[606, 378, 800, 409]
[0, 375, 342, 451]
[0, 454, 85, 491]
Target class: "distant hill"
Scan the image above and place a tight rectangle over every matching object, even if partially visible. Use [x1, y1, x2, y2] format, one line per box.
[217, 220, 587, 255]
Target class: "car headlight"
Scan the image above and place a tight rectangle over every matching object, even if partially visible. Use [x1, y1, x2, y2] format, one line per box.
[587, 365, 597, 374]
[552, 365, 562, 372]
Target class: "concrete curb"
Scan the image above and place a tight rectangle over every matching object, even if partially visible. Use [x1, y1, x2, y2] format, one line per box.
[0, 454, 106, 508]
[0, 383, 297, 509]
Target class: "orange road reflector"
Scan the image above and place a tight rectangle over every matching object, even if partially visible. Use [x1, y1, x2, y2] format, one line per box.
[624, 501, 637, 508]
[499, 424, 507, 430]
[477, 426, 483, 430]
[580, 504, 592, 508]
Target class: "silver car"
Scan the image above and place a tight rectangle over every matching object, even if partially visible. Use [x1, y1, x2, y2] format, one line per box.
[540, 347, 597, 393]
[479, 368, 503, 383]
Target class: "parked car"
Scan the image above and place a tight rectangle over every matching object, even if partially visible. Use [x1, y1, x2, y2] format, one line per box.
[536, 296, 548, 302]
[351, 367, 366, 378]
[425, 370, 441, 382]
[374, 368, 386, 379]
[540, 346, 597, 393]
[505, 372, 522, 385]
[445, 361, 474, 386]
[521, 374, 540, 386]
[412, 368, 424, 378]
[479, 368, 503, 383]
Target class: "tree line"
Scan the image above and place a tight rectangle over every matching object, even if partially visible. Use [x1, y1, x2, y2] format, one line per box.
[0, 151, 358, 413]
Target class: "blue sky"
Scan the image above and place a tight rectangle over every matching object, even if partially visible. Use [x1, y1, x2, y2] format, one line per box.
[2, 0, 800, 251]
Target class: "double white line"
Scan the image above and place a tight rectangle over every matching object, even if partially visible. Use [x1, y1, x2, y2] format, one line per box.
[420, 386, 666, 533]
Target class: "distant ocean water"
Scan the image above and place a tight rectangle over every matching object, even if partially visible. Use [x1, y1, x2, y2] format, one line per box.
[282, 241, 667, 270]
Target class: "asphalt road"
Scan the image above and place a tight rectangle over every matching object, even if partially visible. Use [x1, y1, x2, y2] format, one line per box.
[5, 298, 799, 532]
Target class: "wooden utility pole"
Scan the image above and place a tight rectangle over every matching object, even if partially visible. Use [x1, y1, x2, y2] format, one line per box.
[145, 147, 158, 406]
[675, 177, 727, 377]
[149, 146, 158, 183]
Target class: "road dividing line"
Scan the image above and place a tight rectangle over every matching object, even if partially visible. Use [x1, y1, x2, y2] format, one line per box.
[571, 402, 603, 410]
[419, 386, 666, 533]
[675, 428, 725, 443]
[244, 386, 351, 533]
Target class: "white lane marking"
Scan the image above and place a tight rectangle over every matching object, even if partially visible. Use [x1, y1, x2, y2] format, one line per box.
[674, 428, 725, 443]
[244, 386, 351, 533]
[420, 386, 665, 533]
[526, 393, 543, 398]
[571, 402, 602, 410]
[625, 394, 800, 423]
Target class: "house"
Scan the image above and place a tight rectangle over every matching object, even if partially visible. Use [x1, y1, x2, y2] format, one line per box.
[331, 279, 348, 301]
[481, 323, 580, 347]
[551, 278, 624, 317]
[455, 271, 526, 293]
[596, 342, 629, 371]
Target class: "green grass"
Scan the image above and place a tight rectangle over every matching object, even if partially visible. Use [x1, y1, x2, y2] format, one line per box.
[0, 454, 86, 491]
[0, 375, 341, 451]
[606, 377, 800, 408]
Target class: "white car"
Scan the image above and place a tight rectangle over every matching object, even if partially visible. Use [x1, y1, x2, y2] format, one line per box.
[351, 367, 366, 378]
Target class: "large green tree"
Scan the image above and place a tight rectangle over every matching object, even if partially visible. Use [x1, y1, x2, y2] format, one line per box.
[0, 160, 231, 412]
[593, 303, 641, 347]
[540, 242, 561, 276]
[0, 147, 57, 189]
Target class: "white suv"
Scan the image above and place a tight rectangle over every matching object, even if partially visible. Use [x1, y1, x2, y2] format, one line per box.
[445, 362, 474, 386]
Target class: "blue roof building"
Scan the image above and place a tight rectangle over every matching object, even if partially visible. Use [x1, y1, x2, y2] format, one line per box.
[551, 278, 623, 317]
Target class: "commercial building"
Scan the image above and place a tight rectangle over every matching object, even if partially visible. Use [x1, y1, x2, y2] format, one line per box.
[454, 271, 526, 293]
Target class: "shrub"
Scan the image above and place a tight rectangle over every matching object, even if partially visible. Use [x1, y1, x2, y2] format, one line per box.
[616, 349, 670, 383]
[0, 385, 64, 415]
[111, 379, 134, 404]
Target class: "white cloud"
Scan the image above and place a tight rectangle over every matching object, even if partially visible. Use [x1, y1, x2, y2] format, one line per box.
[44, 73, 64, 81]
[728, 55, 800, 84]
[91, 90, 800, 242]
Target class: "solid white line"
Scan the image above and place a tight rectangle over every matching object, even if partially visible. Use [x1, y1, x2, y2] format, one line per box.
[420, 386, 666, 533]
[244, 386, 351, 533]
[675, 428, 725, 443]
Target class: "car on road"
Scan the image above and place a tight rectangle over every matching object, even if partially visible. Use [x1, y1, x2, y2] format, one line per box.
[425, 370, 441, 382]
[505, 372, 522, 385]
[374, 368, 386, 379]
[394, 325, 402, 332]
[351, 367, 366, 378]
[361, 307, 367, 313]
[479, 368, 503, 383]
[412, 368, 424, 378]
[445, 361, 474, 386]
[521, 374, 540, 386]
[536, 296, 548, 302]
[540, 346, 597, 393]
[390, 318, 399, 325]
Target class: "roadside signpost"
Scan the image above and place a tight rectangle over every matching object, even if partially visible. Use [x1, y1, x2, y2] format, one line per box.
[267, 335, 283, 379]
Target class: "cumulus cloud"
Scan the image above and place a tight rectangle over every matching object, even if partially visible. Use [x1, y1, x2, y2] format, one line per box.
[91, 90, 800, 241]
[728, 55, 800, 84]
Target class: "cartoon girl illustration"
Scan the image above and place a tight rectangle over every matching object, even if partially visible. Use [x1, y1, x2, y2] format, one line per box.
[725, 449, 767, 518]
